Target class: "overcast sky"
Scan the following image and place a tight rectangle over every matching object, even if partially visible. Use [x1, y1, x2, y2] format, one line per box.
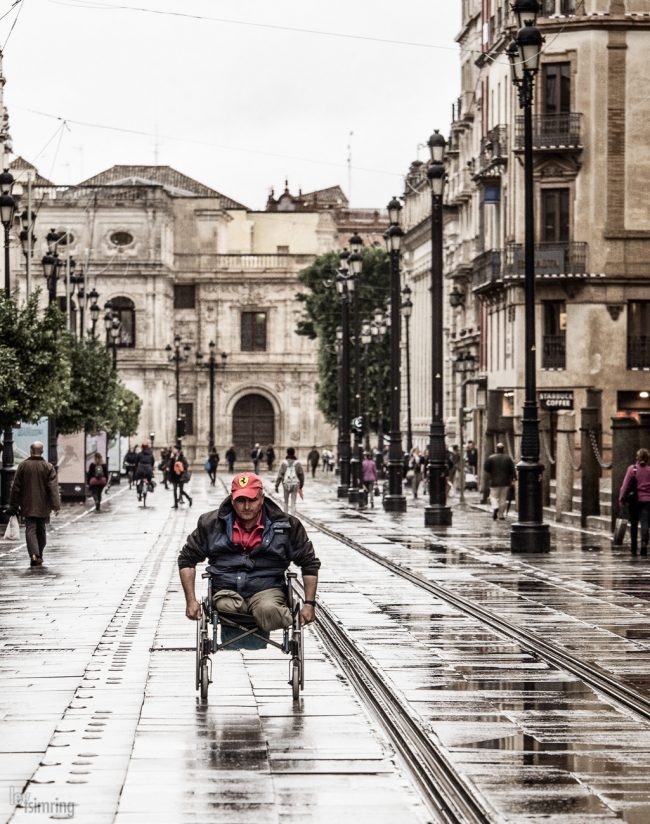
[1, 0, 461, 210]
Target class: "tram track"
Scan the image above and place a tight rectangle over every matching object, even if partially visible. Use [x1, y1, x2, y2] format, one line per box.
[299, 509, 650, 725]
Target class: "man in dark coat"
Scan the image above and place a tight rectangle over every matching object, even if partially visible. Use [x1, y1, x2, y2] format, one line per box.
[225, 446, 236, 473]
[9, 441, 61, 566]
[178, 472, 319, 632]
[483, 442, 516, 520]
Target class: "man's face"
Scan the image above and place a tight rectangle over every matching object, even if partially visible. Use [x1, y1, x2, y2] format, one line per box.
[232, 493, 264, 523]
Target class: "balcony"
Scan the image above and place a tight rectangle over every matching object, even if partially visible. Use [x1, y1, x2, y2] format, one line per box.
[542, 335, 566, 369]
[515, 113, 582, 151]
[472, 249, 502, 288]
[503, 242, 588, 277]
[628, 337, 650, 370]
[476, 125, 508, 179]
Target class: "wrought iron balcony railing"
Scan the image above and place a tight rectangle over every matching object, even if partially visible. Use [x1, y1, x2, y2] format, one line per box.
[542, 335, 566, 369]
[503, 242, 588, 276]
[477, 125, 508, 176]
[628, 337, 650, 370]
[472, 249, 502, 286]
[515, 113, 582, 151]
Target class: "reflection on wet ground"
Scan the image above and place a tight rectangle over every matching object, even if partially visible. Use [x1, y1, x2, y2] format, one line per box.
[303, 479, 650, 821]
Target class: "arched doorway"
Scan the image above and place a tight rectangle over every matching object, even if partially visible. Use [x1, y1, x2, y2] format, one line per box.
[232, 394, 275, 456]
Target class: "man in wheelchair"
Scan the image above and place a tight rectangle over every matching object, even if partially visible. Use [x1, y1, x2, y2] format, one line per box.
[178, 472, 320, 632]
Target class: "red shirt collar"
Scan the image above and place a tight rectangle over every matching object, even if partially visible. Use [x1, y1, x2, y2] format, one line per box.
[232, 512, 264, 552]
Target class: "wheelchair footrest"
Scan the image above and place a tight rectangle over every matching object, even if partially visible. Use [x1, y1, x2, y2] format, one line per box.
[220, 622, 269, 650]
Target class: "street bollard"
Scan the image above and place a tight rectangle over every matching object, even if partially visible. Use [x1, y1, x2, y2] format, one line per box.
[580, 389, 602, 527]
[555, 411, 576, 520]
[610, 416, 640, 532]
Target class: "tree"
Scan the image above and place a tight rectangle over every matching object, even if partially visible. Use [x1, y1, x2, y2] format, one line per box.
[106, 384, 142, 438]
[56, 336, 119, 435]
[0, 293, 71, 432]
[296, 247, 391, 429]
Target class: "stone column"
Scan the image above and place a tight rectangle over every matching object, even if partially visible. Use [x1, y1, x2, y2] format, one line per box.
[580, 389, 602, 527]
[611, 416, 639, 530]
[555, 411, 575, 520]
[638, 412, 650, 453]
[539, 410, 551, 508]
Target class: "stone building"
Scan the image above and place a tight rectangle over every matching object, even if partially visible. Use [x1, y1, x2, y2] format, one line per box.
[402, 0, 650, 481]
[9, 163, 351, 464]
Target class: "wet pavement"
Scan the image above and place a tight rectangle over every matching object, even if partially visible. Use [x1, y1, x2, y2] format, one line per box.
[2, 470, 650, 821]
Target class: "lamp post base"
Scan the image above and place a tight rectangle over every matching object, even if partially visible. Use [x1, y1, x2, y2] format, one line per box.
[383, 494, 407, 513]
[424, 504, 452, 527]
[511, 522, 551, 553]
[337, 485, 348, 498]
[348, 487, 360, 504]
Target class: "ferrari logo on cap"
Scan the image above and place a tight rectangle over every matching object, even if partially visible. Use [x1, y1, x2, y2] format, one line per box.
[238, 475, 249, 487]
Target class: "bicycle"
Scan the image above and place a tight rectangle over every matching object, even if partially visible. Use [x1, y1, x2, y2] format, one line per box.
[135, 476, 155, 507]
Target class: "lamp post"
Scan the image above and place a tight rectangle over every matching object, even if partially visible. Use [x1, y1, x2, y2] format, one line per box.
[70, 266, 85, 339]
[383, 197, 407, 513]
[371, 308, 388, 478]
[41, 243, 63, 468]
[336, 250, 353, 498]
[196, 341, 228, 450]
[508, 0, 550, 552]
[19, 207, 36, 300]
[401, 284, 413, 454]
[361, 320, 372, 452]
[0, 169, 16, 516]
[88, 288, 100, 337]
[454, 352, 477, 504]
[425, 130, 452, 527]
[165, 334, 191, 447]
[348, 232, 364, 504]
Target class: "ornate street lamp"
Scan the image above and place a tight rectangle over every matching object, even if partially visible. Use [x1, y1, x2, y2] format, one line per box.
[361, 320, 372, 453]
[19, 207, 36, 298]
[425, 130, 452, 527]
[0, 168, 16, 516]
[196, 341, 228, 450]
[336, 249, 353, 498]
[507, 5, 550, 552]
[382, 197, 407, 513]
[88, 287, 100, 337]
[401, 284, 413, 453]
[348, 232, 364, 504]
[165, 334, 191, 447]
[371, 308, 388, 478]
[449, 285, 465, 308]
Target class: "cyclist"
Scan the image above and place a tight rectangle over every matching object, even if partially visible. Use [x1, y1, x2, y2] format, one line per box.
[134, 441, 156, 500]
[123, 444, 138, 489]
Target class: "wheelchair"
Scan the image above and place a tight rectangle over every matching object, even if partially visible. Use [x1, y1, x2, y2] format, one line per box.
[195, 571, 305, 701]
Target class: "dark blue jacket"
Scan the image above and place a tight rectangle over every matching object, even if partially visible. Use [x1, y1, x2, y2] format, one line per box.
[178, 498, 320, 598]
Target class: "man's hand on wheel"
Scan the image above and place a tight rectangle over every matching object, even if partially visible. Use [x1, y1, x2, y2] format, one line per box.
[299, 604, 316, 626]
[185, 599, 202, 621]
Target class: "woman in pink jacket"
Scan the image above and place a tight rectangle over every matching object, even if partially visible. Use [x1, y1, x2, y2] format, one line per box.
[619, 448, 650, 555]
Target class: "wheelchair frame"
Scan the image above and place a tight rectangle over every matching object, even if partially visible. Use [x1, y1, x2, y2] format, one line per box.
[195, 571, 305, 700]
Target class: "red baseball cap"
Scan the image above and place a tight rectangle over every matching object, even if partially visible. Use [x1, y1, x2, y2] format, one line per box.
[231, 472, 264, 500]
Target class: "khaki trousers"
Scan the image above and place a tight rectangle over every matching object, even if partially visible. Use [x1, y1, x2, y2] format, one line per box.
[213, 587, 292, 632]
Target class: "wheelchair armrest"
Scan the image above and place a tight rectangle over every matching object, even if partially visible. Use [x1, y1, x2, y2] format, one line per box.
[201, 572, 211, 579]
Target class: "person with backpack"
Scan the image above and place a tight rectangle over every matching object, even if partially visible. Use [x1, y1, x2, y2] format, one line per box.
[123, 445, 138, 489]
[206, 447, 219, 486]
[170, 448, 193, 509]
[274, 447, 304, 516]
[134, 441, 156, 501]
[619, 447, 650, 556]
[87, 451, 108, 512]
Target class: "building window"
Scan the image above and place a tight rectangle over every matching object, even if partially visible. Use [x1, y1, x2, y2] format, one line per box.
[109, 296, 136, 348]
[542, 301, 566, 369]
[109, 231, 134, 247]
[628, 301, 650, 370]
[543, 63, 571, 114]
[174, 284, 196, 309]
[541, 189, 570, 243]
[276, 245, 289, 254]
[241, 311, 267, 352]
[542, 0, 576, 17]
[178, 402, 194, 436]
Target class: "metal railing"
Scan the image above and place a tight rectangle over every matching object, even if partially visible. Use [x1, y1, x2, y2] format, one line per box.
[515, 113, 582, 150]
[472, 249, 501, 286]
[503, 241, 588, 276]
[478, 126, 508, 175]
[542, 335, 566, 369]
[628, 337, 650, 370]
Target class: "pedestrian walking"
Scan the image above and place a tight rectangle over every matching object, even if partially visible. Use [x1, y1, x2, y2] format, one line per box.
[361, 452, 378, 507]
[483, 443, 516, 520]
[123, 445, 138, 488]
[250, 443, 263, 473]
[158, 447, 172, 489]
[321, 448, 333, 472]
[87, 451, 109, 512]
[134, 441, 156, 500]
[618, 447, 650, 556]
[447, 445, 460, 489]
[178, 472, 319, 632]
[266, 445, 275, 472]
[225, 446, 237, 473]
[408, 447, 425, 499]
[275, 447, 304, 516]
[307, 446, 320, 478]
[170, 448, 193, 508]
[206, 447, 219, 486]
[465, 440, 478, 474]
[9, 441, 60, 567]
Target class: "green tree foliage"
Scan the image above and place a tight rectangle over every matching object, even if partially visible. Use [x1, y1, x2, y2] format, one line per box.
[107, 384, 142, 438]
[56, 336, 119, 435]
[296, 247, 391, 429]
[0, 293, 71, 431]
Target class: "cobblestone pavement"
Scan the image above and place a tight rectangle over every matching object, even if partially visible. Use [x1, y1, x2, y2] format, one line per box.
[2, 470, 650, 822]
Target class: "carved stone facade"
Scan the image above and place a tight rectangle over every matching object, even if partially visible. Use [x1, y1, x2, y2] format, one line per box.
[10, 164, 344, 463]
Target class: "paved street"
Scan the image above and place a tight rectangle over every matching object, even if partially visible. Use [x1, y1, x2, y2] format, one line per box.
[2, 471, 650, 822]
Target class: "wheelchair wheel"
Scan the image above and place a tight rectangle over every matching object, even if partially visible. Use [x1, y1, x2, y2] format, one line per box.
[195, 620, 201, 690]
[200, 661, 209, 700]
[298, 626, 305, 689]
[291, 662, 300, 700]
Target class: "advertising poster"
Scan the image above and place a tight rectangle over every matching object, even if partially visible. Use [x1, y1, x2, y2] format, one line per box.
[107, 433, 121, 483]
[12, 418, 48, 464]
[86, 432, 108, 472]
[57, 431, 86, 500]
